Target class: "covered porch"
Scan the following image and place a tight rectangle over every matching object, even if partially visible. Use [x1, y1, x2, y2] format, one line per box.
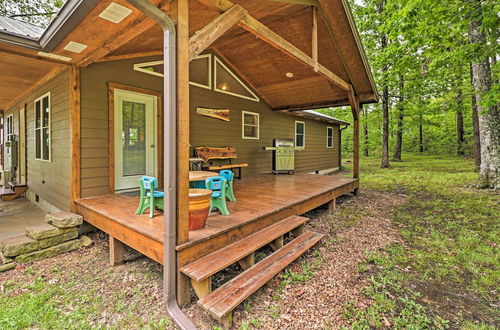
[75, 173, 359, 266]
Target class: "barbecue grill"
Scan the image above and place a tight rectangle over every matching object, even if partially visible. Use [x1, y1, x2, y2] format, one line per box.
[264, 138, 301, 174]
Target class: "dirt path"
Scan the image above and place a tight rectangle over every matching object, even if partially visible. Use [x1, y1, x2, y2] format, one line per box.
[186, 190, 406, 329]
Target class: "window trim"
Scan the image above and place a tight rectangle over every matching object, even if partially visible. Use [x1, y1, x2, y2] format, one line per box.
[5, 114, 13, 155]
[214, 56, 260, 102]
[295, 120, 305, 148]
[189, 53, 212, 90]
[326, 126, 334, 148]
[34, 91, 51, 162]
[242, 110, 260, 140]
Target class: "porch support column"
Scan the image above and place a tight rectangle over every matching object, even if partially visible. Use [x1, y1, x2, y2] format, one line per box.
[69, 65, 81, 212]
[176, 0, 191, 306]
[348, 85, 360, 180]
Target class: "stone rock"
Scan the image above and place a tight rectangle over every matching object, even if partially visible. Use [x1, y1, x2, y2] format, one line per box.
[37, 230, 79, 250]
[46, 212, 83, 228]
[0, 251, 14, 265]
[1, 235, 39, 257]
[15, 239, 83, 263]
[1, 229, 78, 257]
[80, 235, 93, 247]
[26, 223, 75, 240]
[0, 262, 15, 272]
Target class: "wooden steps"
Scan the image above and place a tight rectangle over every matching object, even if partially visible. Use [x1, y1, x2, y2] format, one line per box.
[1, 182, 27, 201]
[181, 215, 308, 282]
[180, 215, 323, 328]
[198, 231, 323, 327]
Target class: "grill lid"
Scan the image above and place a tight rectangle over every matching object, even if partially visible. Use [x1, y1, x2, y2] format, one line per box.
[274, 138, 294, 148]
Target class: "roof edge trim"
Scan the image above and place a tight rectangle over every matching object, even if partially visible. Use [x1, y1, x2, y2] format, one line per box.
[340, 0, 379, 102]
[0, 0, 101, 52]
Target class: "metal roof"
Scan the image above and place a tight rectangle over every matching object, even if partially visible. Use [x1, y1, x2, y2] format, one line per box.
[299, 110, 350, 126]
[0, 16, 45, 39]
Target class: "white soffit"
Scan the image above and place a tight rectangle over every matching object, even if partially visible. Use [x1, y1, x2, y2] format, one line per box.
[63, 41, 88, 53]
[98, 2, 133, 24]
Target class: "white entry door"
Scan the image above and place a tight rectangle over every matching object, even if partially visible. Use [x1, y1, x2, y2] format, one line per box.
[114, 89, 157, 191]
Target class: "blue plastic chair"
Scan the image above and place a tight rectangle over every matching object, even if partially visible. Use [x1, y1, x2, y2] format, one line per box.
[219, 170, 236, 202]
[205, 176, 229, 216]
[135, 176, 164, 218]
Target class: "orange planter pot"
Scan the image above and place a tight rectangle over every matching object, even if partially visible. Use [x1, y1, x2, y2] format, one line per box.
[188, 189, 212, 231]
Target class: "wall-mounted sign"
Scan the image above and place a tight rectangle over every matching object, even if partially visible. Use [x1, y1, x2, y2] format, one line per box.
[196, 107, 230, 122]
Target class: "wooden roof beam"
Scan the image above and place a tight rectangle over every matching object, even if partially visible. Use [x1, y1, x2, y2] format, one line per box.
[239, 14, 349, 91]
[198, 0, 349, 91]
[77, 2, 175, 68]
[189, 5, 247, 61]
[270, 0, 319, 6]
[347, 84, 360, 120]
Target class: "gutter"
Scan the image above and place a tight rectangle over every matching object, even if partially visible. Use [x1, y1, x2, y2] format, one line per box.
[0, 0, 100, 51]
[124, 1, 196, 329]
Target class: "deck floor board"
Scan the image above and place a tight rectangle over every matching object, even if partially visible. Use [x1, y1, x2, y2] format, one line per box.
[76, 173, 358, 261]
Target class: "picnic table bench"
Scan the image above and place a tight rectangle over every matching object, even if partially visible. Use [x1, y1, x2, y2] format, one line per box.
[195, 147, 247, 179]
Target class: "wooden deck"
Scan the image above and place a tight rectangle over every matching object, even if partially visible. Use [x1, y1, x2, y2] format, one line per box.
[75, 173, 358, 265]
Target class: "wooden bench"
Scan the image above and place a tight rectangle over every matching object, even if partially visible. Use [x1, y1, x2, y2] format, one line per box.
[198, 231, 323, 327]
[195, 147, 248, 179]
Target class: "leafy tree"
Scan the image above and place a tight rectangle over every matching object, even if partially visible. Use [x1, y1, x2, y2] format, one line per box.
[0, 0, 65, 27]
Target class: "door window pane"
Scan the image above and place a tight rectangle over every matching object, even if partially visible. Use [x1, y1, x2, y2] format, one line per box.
[122, 101, 147, 176]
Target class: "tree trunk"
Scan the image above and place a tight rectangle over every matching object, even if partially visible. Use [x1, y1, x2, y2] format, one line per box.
[363, 106, 369, 157]
[469, 2, 500, 188]
[456, 107, 464, 155]
[393, 76, 404, 161]
[381, 85, 390, 167]
[377, 0, 390, 168]
[419, 113, 424, 153]
[470, 63, 481, 172]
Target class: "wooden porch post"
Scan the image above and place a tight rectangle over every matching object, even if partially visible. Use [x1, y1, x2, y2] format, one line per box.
[69, 65, 81, 212]
[348, 85, 360, 180]
[176, 0, 191, 306]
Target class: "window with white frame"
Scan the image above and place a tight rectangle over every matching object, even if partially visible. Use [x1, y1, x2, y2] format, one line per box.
[327, 126, 334, 148]
[6, 114, 13, 155]
[34, 92, 51, 161]
[295, 121, 305, 148]
[242, 111, 259, 139]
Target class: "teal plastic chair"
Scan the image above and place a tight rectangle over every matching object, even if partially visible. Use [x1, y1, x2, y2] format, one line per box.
[135, 176, 164, 218]
[219, 170, 236, 202]
[205, 176, 229, 216]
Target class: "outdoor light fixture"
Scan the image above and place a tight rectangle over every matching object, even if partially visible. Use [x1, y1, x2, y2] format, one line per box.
[63, 41, 88, 53]
[98, 2, 133, 24]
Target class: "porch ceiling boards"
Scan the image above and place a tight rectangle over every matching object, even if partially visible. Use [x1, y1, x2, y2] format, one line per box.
[0, 0, 377, 111]
[105, 0, 377, 110]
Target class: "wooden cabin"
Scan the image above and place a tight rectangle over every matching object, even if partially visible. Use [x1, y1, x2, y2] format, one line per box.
[0, 0, 377, 327]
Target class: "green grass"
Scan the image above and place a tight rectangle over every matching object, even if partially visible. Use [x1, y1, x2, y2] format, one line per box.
[342, 154, 499, 328]
[0, 236, 170, 329]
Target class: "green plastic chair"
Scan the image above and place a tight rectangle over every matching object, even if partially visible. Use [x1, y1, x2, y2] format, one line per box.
[205, 176, 229, 216]
[219, 170, 236, 202]
[135, 176, 164, 218]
